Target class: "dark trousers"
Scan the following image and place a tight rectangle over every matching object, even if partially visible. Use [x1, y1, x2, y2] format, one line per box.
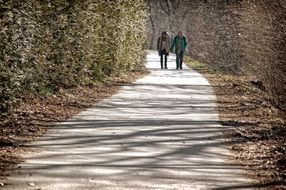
[176, 51, 184, 69]
[160, 49, 168, 69]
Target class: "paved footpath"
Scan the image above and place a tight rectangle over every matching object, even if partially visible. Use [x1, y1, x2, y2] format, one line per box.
[3, 51, 257, 190]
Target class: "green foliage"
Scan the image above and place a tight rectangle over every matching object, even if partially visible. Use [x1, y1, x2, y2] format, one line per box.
[0, 0, 148, 114]
[185, 57, 226, 76]
[38, 85, 55, 95]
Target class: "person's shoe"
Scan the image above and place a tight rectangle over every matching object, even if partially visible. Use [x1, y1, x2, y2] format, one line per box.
[176, 68, 179, 70]
[180, 67, 183, 70]
[164, 66, 168, 69]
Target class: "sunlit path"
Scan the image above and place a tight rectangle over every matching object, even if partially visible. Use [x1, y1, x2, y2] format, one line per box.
[4, 51, 256, 190]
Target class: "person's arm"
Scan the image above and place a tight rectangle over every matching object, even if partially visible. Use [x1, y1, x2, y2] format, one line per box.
[166, 37, 171, 53]
[183, 36, 187, 51]
[157, 37, 160, 51]
[171, 36, 176, 50]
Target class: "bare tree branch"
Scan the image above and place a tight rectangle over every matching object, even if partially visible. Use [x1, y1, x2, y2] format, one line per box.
[158, 0, 170, 16]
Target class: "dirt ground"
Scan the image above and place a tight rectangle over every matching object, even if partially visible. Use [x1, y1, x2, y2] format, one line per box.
[186, 58, 285, 189]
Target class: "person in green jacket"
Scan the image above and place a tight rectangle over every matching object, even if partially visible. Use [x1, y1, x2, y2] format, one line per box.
[171, 31, 187, 70]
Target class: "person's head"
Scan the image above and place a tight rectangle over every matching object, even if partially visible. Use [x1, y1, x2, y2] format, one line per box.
[161, 31, 167, 36]
[178, 31, 183, 37]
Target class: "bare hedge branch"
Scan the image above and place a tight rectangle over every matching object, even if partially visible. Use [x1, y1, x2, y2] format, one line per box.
[148, 0, 286, 110]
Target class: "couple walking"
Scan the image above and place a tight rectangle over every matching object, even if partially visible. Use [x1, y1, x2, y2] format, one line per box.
[157, 31, 187, 70]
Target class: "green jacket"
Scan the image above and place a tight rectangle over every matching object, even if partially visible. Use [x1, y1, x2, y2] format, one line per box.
[171, 35, 187, 53]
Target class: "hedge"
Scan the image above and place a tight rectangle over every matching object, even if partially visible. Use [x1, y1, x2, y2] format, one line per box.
[0, 0, 148, 114]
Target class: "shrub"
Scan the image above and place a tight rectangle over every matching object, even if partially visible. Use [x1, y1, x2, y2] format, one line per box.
[0, 0, 148, 115]
[239, 0, 286, 109]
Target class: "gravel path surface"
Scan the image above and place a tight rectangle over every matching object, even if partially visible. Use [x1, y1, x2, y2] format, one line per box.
[3, 51, 256, 190]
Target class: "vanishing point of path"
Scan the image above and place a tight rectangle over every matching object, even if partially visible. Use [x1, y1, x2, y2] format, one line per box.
[3, 51, 256, 190]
